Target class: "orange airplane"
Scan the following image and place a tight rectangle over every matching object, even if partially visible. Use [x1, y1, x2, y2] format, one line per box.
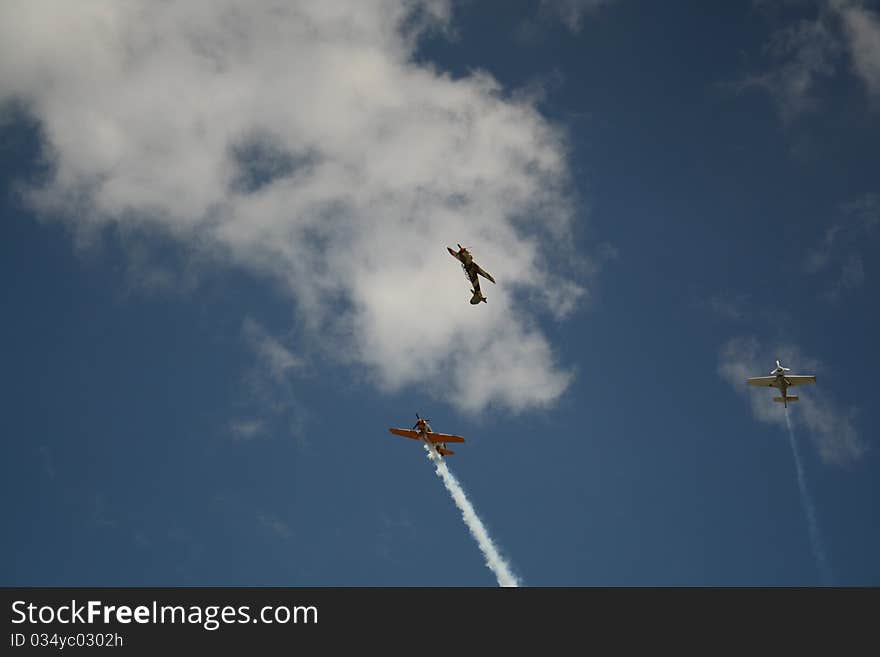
[388, 414, 465, 457]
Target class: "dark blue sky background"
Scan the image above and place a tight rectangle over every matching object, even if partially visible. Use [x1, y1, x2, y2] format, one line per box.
[2, 1, 878, 586]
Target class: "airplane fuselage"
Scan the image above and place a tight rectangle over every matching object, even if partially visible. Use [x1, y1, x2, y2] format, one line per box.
[415, 424, 450, 455]
[772, 374, 796, 407]
[418, 431, 448, 457]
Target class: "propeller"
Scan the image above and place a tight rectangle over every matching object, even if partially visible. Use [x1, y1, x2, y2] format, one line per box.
[771, 359, 791, 374]
[413, 413, 431, 430]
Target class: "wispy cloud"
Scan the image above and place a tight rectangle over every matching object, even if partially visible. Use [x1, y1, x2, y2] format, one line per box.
[836, 0, 880, 99]
[228, 418, 266, 441]
[705, 293, 752, 322]
[718, 336, 866, 465]
[375, 510, 417, 562]
[804, 193, 878, 301]
[738, 5, 842, 121]
[258, 513, 292, 540]
[232, 317, 307, 444]
[738, 0, 880, 119]
[514, 0, 614, 44]
[242, 317, 303, 382]
[539, 0, 615, 33]
[702, 292, 800, 328]
[0, 0, 605, 415]
[133, 530, 151, 548]
[91, 493, 115, 528]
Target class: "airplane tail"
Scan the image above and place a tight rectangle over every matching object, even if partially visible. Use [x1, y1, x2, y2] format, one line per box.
[774, 396, 799, 405]
[436, 447, 455, 456]
[470, 289, 486, 304]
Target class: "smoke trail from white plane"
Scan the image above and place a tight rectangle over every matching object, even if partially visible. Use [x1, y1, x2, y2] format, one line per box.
[784, 408, 833, 584]
[424, 443, 520, 587]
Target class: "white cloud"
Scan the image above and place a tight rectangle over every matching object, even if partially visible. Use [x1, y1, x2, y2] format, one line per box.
[706, 293, 752, 321]
[739, 9, 841, 120]
[718, 336, 866, 465]
[242, 317, 303, 382]
[803, 193, 878, 300]
[841, 192, 880, 228]
[827, 253, 865, 298]
[235, 317, 307, 442]
[540, 0, 614, 33]
[91, 493, 115, 528]
[836, 0, 880, 97]
[0, 0, 601, 415]
[228, 418, 266, 441]
[741, 0, 880, 118]
[258, 513, 292, 540]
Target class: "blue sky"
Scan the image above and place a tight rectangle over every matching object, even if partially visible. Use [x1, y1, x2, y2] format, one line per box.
[2, 0, 878, 586]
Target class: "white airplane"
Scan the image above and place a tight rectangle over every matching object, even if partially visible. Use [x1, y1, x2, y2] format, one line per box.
[746, 360, 816, 407]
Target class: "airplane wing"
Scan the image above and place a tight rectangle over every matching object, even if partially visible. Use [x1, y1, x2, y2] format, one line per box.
[746, 376, 780, 387]
[447, 247, 461, 262]
[389, 428, 421, 440]
[475, 264, 495, 284]
[425, 431, 465, 444]
[786, 375, 817, 387]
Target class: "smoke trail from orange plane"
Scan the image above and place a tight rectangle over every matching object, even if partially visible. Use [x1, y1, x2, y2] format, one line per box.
[423, 443, 520, 587]
[784, 408, 832, 584]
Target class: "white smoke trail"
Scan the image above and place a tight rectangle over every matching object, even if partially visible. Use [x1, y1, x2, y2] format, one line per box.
[784, 408, 833, 585]
[423, 443, 520, 587]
